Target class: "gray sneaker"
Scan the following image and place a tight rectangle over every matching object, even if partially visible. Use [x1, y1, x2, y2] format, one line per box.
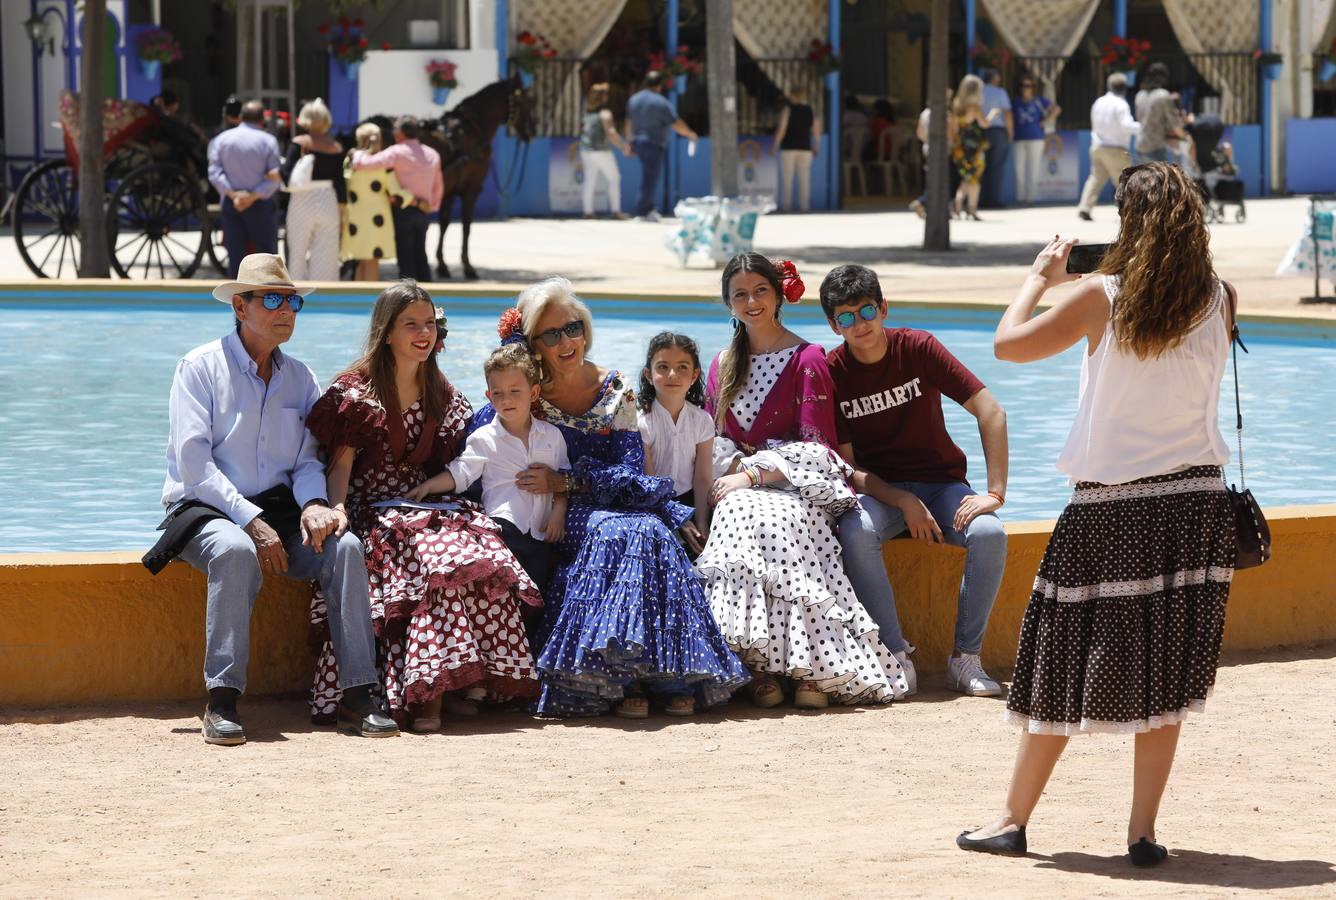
[202, 707, 246, 746]
[946, 653, 1002, 697]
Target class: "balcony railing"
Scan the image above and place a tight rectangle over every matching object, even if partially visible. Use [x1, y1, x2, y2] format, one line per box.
[994, 51, 1262, 128]
[517, 56, 826, 138]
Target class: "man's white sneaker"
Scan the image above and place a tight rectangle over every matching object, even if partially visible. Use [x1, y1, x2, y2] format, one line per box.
[893, 646, 918, 697]
[946, 653, 1002, 697]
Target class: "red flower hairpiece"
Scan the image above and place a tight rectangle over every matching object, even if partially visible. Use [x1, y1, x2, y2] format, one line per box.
[497, 306, 527, 347]
[778, 260, 805, 303]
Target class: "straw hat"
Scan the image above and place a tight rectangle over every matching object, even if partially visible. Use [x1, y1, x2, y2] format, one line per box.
[211, 253, 316, 303]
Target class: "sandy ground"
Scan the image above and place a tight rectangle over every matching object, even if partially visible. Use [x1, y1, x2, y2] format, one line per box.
[3, 197, 1336, 319]
[2, 645, 1333, 898]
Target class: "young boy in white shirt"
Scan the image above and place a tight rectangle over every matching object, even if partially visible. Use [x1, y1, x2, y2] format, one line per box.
[408, 343, 568, 587]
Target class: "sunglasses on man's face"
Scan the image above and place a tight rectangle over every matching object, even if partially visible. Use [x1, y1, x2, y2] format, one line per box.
[834, 303, 880, 329]
[250, 291, 304, 312]
[535, 320, 585, 347]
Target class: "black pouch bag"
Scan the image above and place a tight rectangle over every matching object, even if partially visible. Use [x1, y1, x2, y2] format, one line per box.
[1223, 282, 1271, 569]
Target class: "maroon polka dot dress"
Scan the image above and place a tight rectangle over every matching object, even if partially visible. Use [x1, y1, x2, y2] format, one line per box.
[306, 372, 541, 719]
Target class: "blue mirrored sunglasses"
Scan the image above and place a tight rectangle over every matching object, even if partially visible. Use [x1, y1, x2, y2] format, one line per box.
[250, 291, 304, 312]
[834, 303, 879, 329]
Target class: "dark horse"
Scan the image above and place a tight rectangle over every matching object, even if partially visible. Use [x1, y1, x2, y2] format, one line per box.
[422, 76, 535, 280]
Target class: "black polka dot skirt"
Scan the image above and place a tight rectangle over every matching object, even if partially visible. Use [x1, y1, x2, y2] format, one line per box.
[1005, 465, 1236, 735]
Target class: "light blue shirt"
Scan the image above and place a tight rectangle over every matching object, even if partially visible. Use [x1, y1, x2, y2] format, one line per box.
[207, 123, 282, 200]
[162, 331, 326, 526]
[981, 83, 1011, 126]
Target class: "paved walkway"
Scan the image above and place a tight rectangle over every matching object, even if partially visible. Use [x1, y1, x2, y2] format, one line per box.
[3, 197, 1333, 318]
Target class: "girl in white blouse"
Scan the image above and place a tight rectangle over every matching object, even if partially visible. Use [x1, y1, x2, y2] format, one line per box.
[636, 332, 714, 554]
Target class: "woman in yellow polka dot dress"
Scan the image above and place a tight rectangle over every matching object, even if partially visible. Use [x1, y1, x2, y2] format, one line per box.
[343, 123, 415, 280]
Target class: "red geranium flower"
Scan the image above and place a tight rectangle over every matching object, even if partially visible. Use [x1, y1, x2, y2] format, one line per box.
[359, 36, 368, 47]
[517, 30, 536, 45]
[339, 15, 350, 27]
[497, 307, 524, 341]
[382, 41, 392, 50]
[777, 260, 805, 303]
[317, 22, 330, 35]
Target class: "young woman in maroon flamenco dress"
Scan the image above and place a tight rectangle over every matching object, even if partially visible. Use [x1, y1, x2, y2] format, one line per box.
[306, 281, 541, 731]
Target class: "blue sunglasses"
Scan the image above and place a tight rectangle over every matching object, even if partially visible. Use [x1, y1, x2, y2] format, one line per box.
[250, 291, 304, 312]
[834, 303, 880, 329]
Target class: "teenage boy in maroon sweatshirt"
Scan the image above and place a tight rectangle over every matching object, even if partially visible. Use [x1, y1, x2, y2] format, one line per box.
[821, 264, 1010, 697]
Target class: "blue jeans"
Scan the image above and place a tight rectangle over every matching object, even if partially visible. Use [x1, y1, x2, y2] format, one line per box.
[179, 518, 378, 694]
[632, 139, 665, 217]
[838, 481, 1006, 655]
[220, 196, 277, 278]
[1133, 145, 1172, 166]
[982, 126, 1011, 207]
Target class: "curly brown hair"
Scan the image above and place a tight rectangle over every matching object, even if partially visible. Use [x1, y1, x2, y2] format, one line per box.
[1099, 162, 1217, 359]
[484, 342, 540, 386]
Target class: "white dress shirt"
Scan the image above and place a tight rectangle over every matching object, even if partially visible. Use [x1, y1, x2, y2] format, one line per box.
[637, 400, 715, 496]
[1090, 92, 1140, 150]
[162, 331, 327, 526]
[448, 416, 569, 539]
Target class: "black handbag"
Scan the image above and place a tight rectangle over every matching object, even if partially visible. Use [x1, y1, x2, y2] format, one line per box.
[1223, 282, 1272, 568]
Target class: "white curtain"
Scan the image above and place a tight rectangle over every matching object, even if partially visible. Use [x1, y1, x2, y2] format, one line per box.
[1163, 0, 1259, 123]
[978, 0, 1101, 94]
[1312, 0, 1336, 51]
[733, 0, 827, 125]
[515, 0, 629, 135]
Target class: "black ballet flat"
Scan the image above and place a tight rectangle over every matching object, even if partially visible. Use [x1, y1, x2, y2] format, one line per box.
[956, 826, 1027, 856]
[1128, 837, 1168, 867]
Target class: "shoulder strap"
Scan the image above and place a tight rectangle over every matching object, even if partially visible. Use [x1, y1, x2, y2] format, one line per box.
[1222, 280, 1248, 488]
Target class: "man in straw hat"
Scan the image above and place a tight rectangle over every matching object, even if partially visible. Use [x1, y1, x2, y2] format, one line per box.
[160, 254, 397, 745]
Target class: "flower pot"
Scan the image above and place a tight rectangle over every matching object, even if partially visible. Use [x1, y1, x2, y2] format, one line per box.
[1263, 62, 1282, 81]
[340, 59, 360, 80]
[824, 70, 838, 90]
[519, 70, 535, 88]
[674, 74, 688, 95]
[139, 58, 161, 81]
[1321, 58, 1336, 83]
[1123, 69, 1136, 86]
[432, 85, 451, 105]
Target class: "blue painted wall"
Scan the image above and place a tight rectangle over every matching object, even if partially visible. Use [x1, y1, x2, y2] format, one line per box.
[1284, 118, 1336, 194]
[123, 25, 160, 104]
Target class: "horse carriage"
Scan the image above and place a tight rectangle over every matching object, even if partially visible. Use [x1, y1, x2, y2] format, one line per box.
[10, 91, 220, 279]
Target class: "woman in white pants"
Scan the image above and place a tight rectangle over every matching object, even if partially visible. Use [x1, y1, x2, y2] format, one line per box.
[1010, 76, 1061, 205]
[282, 99, 345, 281]
[579, 83, 630, 218]
[772, 86, 821, 212]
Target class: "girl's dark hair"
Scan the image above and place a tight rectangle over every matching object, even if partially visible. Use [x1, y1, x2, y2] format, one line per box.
[638, 331, 705, 412]
[714, 252, 784, 429]
[341, 279, 449, 422]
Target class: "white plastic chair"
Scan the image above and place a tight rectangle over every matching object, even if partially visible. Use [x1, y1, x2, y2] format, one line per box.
[842, 126, 867, 196]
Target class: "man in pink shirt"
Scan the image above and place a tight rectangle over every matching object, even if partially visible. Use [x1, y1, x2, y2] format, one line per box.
[352, 115, 443, 281]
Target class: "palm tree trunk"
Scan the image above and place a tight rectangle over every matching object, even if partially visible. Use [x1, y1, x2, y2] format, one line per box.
[78, 0, 110, 277]
[923, 0, 951, 252]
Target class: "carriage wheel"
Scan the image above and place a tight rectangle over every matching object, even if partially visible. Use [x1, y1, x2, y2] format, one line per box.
[13, 158, 83, 278]
[204, 203, 228, 276]
[108, 163, 206, 279]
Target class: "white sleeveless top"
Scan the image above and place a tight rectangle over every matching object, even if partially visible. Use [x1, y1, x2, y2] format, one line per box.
[1056, 275, 1230, 485]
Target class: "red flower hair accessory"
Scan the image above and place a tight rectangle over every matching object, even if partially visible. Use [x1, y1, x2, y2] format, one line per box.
[497, 306, 527, 347]
[778, 260, 805, 303]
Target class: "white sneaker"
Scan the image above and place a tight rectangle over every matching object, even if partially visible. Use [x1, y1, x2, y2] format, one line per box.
[893, 646, 918, 697]
[946, 653, 1002, 697]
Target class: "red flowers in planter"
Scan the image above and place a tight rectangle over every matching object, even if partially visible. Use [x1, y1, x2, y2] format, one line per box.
[1101, 36, 1151, 68]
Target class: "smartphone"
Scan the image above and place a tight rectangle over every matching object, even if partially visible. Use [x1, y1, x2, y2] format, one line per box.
[1066, 242, 1111, 275]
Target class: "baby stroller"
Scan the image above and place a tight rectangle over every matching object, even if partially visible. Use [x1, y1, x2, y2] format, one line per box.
[1189, 113, 1245, 223]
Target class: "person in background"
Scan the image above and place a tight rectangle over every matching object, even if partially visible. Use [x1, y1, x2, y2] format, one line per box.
[281, 98, 344, 282]
[1132, 62, 1185, 165]
[342, 123, 414, 282]
[218, 94, 242, 134]
[1077, 73, 1139, 222]
[823, 264, 1010, 699]
[207, 100, 282, 278]
[579, 82, 630, 219]
[771, 84, 821, 212]
[865, 98, 897, 162]
[979, 68, 1013, 209]
[1010, 76, 1061, 205]
[352, 115, 443, 282]
[842, 93, 869, 132]
[909, 89, 959, 219]
[959, 163, 1236, 865]
[159, 253, 397, 745]
[952, 74, 994, 221]
[152, 90, 181, 118]
[625, 70, 697, 222]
